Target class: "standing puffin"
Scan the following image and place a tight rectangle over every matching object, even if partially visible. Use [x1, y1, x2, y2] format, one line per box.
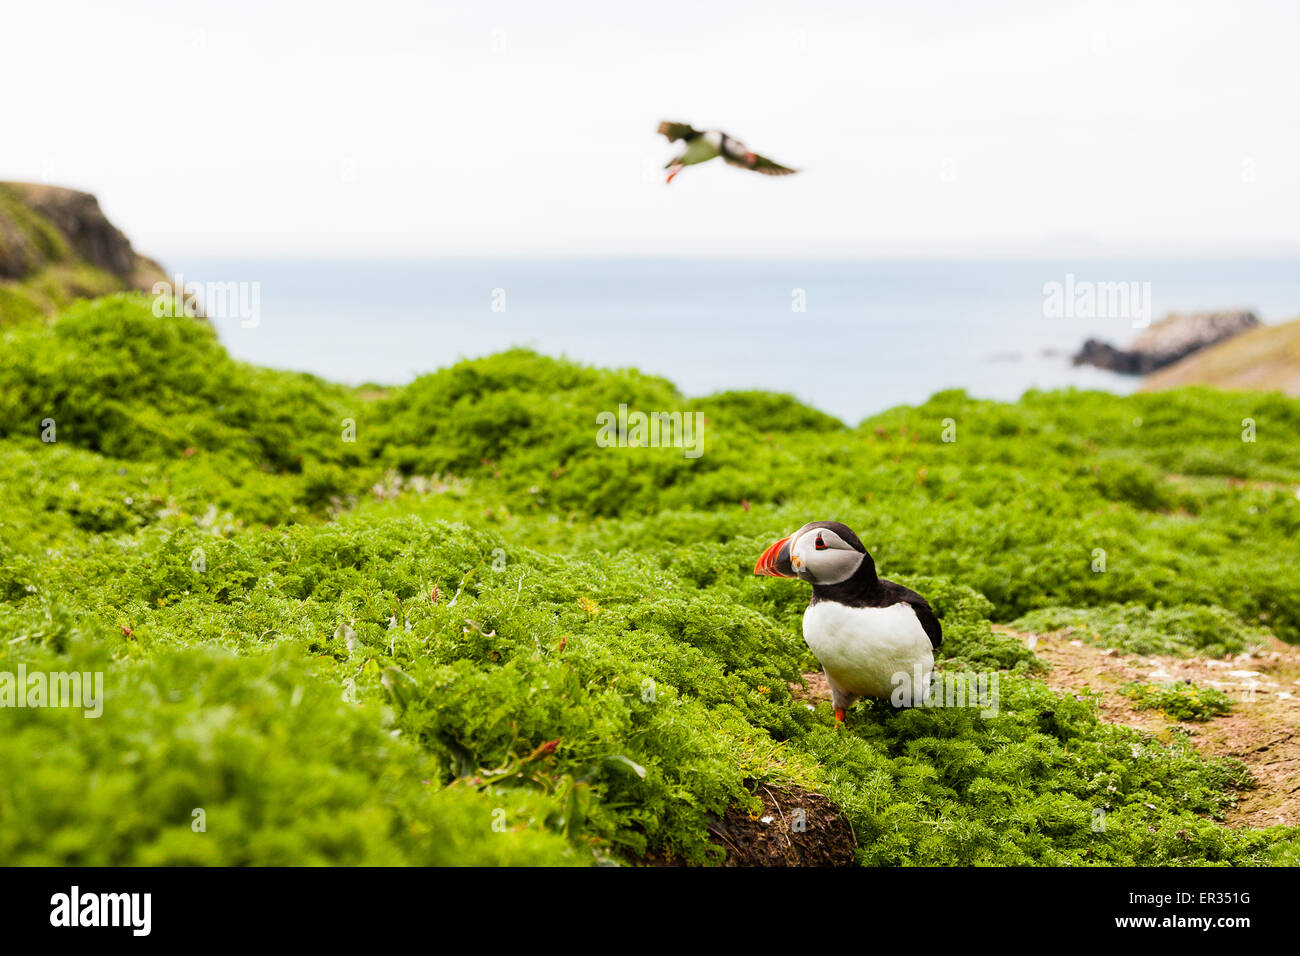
[658, 121, 798, 183]
[754, 521, 941, 721]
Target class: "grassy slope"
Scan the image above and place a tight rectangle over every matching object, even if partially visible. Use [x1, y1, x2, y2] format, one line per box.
[1142, 318, 1300, 396]
[1, 294, 1298, 865]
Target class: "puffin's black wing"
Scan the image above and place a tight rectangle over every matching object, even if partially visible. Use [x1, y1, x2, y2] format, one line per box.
[723, 151, 798, 176]
[658, 121, 699, 142]
[880, 579, 943, 649]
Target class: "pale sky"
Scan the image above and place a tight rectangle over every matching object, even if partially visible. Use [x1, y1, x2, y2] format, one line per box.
[6, 0, 1300, 257]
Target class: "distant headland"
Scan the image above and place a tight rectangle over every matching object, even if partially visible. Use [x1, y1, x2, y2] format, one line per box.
[0, 182, 166, 326]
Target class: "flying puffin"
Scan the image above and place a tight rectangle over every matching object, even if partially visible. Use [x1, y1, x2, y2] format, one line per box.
[657, 121, 798, 183]
[754, 521, 941, 722]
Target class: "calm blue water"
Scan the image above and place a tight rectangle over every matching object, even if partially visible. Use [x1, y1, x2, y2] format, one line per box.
[170, 257, 1300, 423]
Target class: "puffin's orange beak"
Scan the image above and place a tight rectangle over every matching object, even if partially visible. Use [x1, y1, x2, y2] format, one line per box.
[754, 535, 796, 577]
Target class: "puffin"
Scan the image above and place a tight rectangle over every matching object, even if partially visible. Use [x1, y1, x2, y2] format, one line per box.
[754, 521, 941, 722]
[658, 121, 798, 183]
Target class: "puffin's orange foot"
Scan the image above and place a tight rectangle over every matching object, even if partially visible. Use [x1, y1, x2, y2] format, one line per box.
[834, 708, 846, 723]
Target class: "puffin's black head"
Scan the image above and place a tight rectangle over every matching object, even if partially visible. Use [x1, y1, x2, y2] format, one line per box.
[753, 521, 874, 586]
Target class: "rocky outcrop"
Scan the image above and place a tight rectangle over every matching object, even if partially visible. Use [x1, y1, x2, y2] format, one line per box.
[7, 183, 140, 277]
[0, 182, 166, 288]
[1073, 310, 1261, 375]
[0, 182, 167, 324]
[1140, 318, 1300, 397]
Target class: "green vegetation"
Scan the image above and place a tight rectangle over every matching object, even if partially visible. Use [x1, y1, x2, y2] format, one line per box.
[2, 294, 1298, 865]
[1010, 603, 1273, 658]
[1120, 681, 1236, 723]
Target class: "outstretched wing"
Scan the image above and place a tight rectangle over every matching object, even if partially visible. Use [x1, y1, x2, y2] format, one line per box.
[657, 121, 699, 142]
[723, 151, 798, 176]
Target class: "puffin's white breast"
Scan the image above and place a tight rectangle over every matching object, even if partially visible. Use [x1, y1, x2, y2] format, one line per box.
[802, 601, 933, 699]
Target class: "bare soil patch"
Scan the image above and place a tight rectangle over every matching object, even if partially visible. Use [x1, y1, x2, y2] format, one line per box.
[646, 780, 857, 867]
[993, 625, 1300, 828]
[710, 782, 857, 867]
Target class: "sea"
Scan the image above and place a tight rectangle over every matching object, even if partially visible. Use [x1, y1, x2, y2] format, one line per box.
[168, 257, 1300, 423]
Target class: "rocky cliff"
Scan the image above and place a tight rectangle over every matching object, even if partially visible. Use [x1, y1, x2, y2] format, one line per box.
[1073, 310, 1261, 374]
[0, 182, 166, 325]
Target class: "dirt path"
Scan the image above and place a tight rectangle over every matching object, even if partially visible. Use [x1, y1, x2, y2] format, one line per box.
[791, 631, 1300, 828]
[994, 625, 1300, 829]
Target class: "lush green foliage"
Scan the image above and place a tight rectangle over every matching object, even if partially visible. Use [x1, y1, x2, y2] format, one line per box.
[1010, 603, 1273, 658]
[2, 295, 1298, 865]
[1119, 681, 1236, 723]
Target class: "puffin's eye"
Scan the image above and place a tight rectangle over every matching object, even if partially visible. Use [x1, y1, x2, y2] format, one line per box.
[814, 535, 827, 551]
